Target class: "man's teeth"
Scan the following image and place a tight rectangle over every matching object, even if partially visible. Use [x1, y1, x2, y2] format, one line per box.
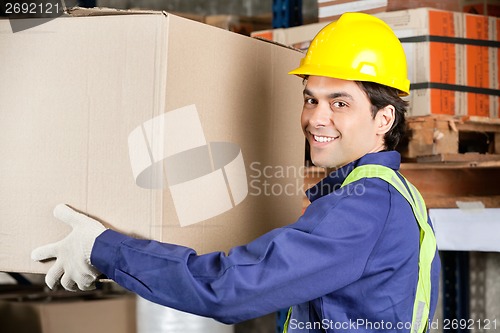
[314, 135, 334, 143]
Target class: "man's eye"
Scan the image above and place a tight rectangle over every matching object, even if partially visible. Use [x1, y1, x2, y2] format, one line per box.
[331, 101, 347, 108]
[304, 98, 317, 105]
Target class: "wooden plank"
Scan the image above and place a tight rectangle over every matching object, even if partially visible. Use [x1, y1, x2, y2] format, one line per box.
[416, 153, 500, 163]
[400, 167, 500, 198]
[496, 133, 500, 155]
[403, 116, 459, 158]
[425, 195, 500, 209]
[402, 115, 500, 159]
[401, 161, 500, 169]
[457, 122, 500, 133]
[303, 164, 500, 210]
[466, 116, 500, 125]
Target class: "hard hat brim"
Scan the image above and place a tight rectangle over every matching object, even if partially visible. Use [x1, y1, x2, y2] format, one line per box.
[288, 64, 410, 96]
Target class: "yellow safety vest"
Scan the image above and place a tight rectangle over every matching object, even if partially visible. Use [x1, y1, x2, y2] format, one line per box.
[283, 164, 437, 333]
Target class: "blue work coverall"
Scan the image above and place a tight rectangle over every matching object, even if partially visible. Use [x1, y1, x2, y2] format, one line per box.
[91, 151, 440, 332]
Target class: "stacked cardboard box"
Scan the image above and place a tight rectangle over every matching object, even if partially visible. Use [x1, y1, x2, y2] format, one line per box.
[317, 0, 463, 22]
[317, 0, 389, 22]
[0, 291, 136, 333]
[377, 8, 499, 117]
[317, 0, 499, 22]
[377, 8, 465, 116]
[464, 12, 499, 117]
[254, 7, 499, 117]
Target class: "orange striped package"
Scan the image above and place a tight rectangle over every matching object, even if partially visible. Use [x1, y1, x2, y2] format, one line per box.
[376, 8, 464, 116]
[465, 13, 491, 117]
[377, 8, 500, 118]
[494, 16, 500, 117]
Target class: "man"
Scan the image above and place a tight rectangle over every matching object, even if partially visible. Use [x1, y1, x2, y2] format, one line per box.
[32, 12, 440, 332]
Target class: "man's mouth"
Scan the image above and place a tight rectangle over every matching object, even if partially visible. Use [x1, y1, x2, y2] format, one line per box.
[312, 134, 338, 143]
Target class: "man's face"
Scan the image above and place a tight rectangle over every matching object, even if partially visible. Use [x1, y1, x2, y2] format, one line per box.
[301, 76, 387, 169]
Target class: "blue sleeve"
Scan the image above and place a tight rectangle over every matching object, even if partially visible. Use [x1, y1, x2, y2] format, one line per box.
[91, 179, 389, 324]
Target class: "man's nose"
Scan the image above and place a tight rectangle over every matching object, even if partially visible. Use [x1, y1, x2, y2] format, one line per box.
[309, 104, 331, 128]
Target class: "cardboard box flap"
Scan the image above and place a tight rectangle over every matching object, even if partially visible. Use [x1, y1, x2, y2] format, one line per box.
[65, 6, 165, 17]
[251, 36, 305, 53]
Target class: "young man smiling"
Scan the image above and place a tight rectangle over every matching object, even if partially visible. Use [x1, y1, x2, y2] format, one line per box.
[32, 12, 440, 333]
[302, 77, 399, 168]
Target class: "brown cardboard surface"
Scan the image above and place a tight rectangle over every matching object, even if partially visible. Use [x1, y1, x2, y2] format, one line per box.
[0, 292, 136, 333]
[0, 10, 305, 273]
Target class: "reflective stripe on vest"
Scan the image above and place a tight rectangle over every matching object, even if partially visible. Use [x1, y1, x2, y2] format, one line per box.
[283, 164, 436, 333]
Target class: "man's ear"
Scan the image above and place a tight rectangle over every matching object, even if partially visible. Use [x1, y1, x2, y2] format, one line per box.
[375, 105, 395, 136]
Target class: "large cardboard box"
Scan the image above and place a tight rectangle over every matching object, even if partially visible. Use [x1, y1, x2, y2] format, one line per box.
[0, 291, 136, 333]
[0, 8, 305, 273]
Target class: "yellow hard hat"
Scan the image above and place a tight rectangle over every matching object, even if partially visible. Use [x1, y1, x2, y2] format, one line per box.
[289, 12, 410, 95]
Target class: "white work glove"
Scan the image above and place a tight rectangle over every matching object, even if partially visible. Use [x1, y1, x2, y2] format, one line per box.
[31, 204, 107, 291]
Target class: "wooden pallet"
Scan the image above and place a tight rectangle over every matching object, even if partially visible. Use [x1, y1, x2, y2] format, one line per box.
[399, 115, 500, 163]
[401, 162, 500, 208]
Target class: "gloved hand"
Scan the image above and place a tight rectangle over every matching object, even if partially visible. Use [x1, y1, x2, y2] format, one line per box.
[31, 204, 107, 291]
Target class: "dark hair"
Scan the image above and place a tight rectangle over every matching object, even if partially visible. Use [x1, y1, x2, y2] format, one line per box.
[355, 81, 408, 150]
